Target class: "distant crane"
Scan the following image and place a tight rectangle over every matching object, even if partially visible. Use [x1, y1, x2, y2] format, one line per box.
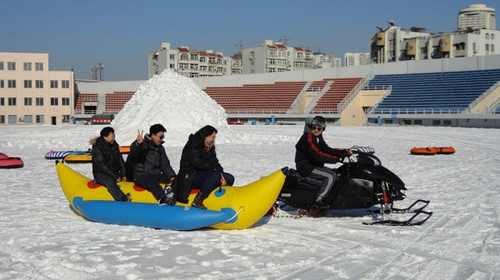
[305, 43, 337, 53]
[234, 40, 261, 55]
[278, 34, 312, 46]
[91, 62, 104, 81]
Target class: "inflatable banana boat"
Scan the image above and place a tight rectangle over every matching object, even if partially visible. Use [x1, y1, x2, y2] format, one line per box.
[45, 150, 90, 159]
[46, 146, 129, 160]
[56, 161, 286, 230]
[63, 153, 92, 163]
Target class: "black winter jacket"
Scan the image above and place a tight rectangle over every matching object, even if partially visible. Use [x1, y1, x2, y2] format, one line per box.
[91, 137, 126, 180]
[295, 126, 345, 177]
[129, 134, 176, 180]
[173, 133, 223, 202]
[179, 133, 223, 173]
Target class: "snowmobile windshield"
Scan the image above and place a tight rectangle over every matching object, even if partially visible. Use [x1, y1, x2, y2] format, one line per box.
[357, 153, 381, 166]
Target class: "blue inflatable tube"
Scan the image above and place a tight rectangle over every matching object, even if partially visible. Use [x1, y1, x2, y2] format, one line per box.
[72, 197, 237, 230]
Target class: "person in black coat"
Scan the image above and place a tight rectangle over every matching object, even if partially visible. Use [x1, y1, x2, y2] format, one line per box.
[173, 125, 234, 209]
[129, 124, 176, 206]
[295, 116, 350, 209]
[91, 126, 129, 201]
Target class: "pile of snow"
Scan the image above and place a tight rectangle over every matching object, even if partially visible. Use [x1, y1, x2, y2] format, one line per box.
[112, 70, 234, 147]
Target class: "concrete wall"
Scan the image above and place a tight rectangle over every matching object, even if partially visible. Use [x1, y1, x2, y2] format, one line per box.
[341, 90, 387, 126]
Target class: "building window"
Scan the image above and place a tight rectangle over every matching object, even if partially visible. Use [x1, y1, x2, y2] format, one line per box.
[0, 115, 4, 123]
[24, 62, 32, 71]
[8, 115, 17, 124]
[36, 115, 44, 123]
[24, 80, 32, 88]
[0, 62, 4, 70]
[62, 115, 70, 123]
[24, 97, 32, 106]
[35, 63, 43, 71]
[62, 97, 70, 106]
[8, 80, 16, 88]
[50, 97, 58, 106]
[24, 115, 33, 123]
[491, 34, 495, 40]
[36, 97, 44, 106]
[8, 62, 16, 70]
[0, 80, 4, 88]
[0, 97, 4, 105]
[62, 80, 70, 88]
[8, 97, 16, 106]
[36, 80, 44, 88]
[492, 44, 495, 53]
[50, 80, 58, 88]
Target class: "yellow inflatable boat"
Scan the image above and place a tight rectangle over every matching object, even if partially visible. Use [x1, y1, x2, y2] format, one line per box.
[56, 161, 287, 230]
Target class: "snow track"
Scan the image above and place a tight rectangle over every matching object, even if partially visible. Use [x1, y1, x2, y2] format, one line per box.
[0, 125, 499, 279]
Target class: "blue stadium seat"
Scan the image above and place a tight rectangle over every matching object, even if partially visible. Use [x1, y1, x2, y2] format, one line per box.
[367, 69, 500, 114]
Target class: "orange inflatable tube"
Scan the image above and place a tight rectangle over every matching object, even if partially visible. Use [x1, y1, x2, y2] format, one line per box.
[410, 147, 455, 155]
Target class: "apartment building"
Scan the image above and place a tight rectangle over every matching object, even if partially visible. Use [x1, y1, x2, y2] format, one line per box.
[0, 52, 74, 125]
[241, 40, 340, 74]
[370, 3, 498, 63]
[344, 52, 371, 67]
[148, 42, 233, 79]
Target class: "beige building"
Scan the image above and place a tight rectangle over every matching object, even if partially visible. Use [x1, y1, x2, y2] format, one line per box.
[0, 52, 74, 125]
[344, 52, 371, 67]
[148, 42, 233, 79]
[370, 4, 498, 63]
[241, 40, 340, 74]
[458, 4, 496, 31]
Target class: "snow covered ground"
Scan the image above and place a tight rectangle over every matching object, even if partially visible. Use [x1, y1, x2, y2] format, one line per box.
[1, 124, 499, 279]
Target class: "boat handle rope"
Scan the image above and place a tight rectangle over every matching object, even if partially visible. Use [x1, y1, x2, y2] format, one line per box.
[224, 206, 244, 223]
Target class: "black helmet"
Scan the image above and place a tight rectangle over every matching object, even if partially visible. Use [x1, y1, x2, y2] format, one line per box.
[310, 116, 326, 130]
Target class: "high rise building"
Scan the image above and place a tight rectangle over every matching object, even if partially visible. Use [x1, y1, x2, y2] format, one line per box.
[458, 4, 496, 31]
[344, 52, 371, 66]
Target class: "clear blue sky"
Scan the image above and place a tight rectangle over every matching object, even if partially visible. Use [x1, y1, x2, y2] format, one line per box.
[1, 0, 498, 81]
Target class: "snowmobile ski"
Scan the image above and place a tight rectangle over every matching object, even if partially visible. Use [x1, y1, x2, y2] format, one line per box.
[363, 209, 433, 226]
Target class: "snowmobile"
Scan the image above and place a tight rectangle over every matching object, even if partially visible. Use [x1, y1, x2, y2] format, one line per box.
[276, 151, 433, 226]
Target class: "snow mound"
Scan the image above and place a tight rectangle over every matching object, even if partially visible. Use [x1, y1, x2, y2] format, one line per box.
[112, 70, 234, 147]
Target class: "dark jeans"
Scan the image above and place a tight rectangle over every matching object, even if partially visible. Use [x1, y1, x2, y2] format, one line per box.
[134, 173, 170, 200]
[192, 170, 235, 196]
[94, 173, 128, 201]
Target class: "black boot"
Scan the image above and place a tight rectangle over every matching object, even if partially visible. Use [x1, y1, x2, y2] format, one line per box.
[191, 192, 208, 209]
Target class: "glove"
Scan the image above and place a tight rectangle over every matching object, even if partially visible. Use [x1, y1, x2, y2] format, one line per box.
[341, 149, 352, 159]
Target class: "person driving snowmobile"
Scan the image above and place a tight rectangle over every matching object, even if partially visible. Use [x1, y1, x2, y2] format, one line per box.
[294, 116, 351, 210]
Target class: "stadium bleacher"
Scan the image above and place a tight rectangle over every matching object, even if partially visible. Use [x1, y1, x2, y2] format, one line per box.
[312, 78, 362, 113]
[204, 81, 307, 113]
[74, 93, 98, 114]
[367, 69, 500, 114]
[103, 91, 135, 114]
